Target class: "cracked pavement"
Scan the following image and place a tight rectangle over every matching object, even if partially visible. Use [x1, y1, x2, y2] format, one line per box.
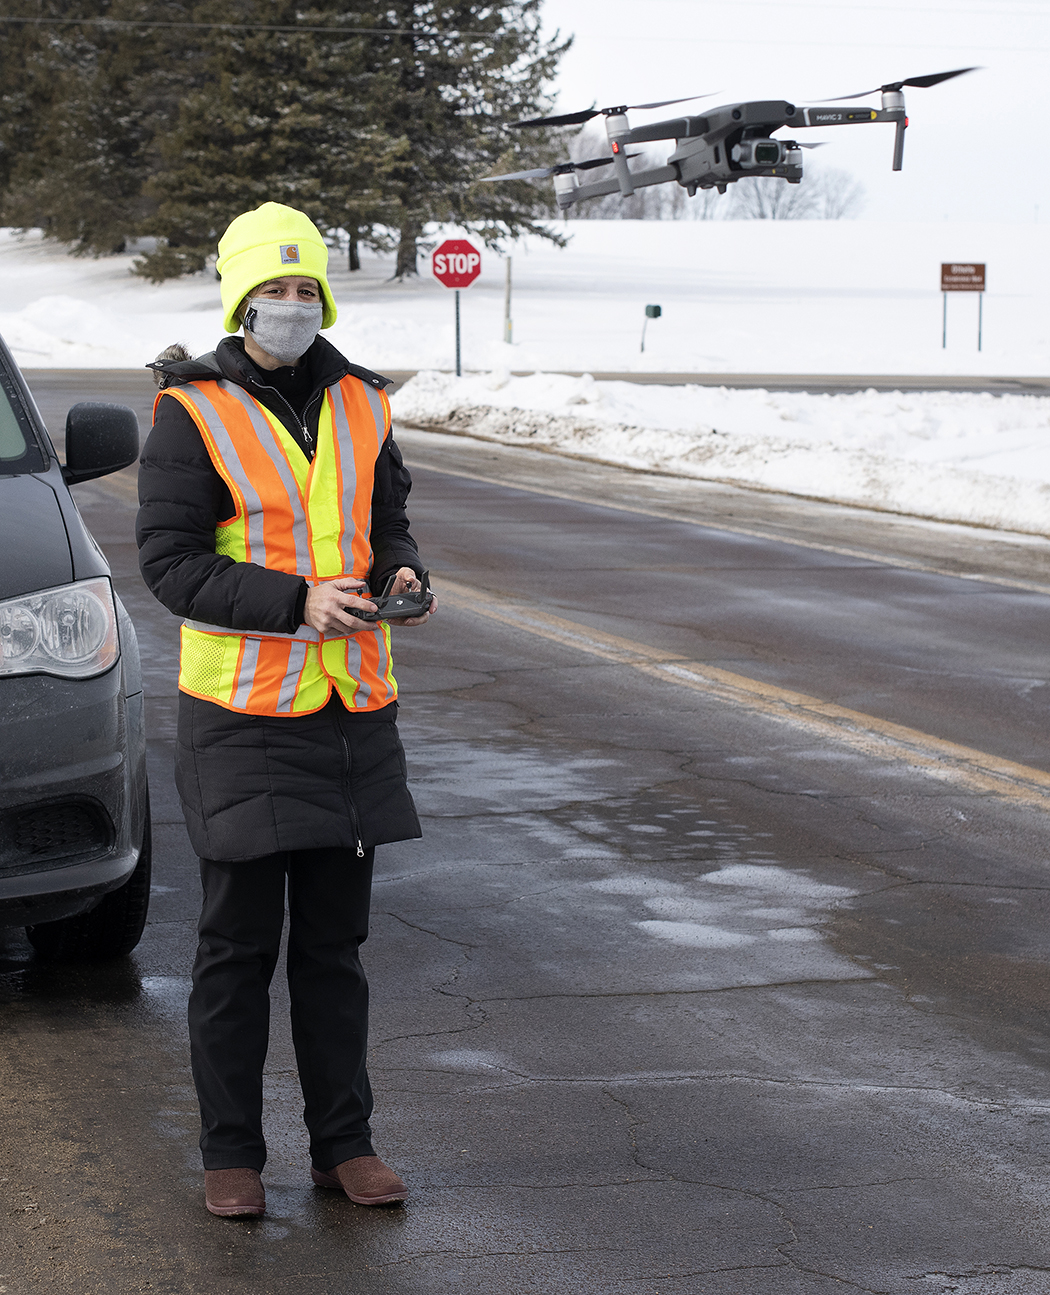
[2, 374, 1050, 1294]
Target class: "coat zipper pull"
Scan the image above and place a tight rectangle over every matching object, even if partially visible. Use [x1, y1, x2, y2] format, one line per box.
[356, 839, 365, 859]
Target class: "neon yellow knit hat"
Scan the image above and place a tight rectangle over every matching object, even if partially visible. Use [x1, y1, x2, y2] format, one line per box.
[216, 202, 336, 333]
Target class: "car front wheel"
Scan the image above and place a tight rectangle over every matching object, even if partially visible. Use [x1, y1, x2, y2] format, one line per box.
[26, 794, 152, 962]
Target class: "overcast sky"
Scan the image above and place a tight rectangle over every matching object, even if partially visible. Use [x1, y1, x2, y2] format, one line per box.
[535, 0, 1047, 223]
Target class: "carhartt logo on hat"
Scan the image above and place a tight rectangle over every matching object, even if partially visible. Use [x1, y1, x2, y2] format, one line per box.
[280, 244, 300, 264]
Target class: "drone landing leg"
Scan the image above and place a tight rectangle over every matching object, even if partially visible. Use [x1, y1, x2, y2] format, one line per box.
[612, 149, 635, 196]
[892, 118, 907, 171]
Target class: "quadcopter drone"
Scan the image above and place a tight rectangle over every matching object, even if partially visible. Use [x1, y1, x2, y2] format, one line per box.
[481, 68, 975, 211]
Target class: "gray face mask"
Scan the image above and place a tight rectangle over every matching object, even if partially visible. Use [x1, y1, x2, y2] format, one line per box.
[243, 299, 323, 365]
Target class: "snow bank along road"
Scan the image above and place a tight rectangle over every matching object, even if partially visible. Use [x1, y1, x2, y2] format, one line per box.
[392, 371, 1050, 536]
[31, 366, 1050, 535]
[4, 371, 1050, 1293]
[386, 369, 1050, 394]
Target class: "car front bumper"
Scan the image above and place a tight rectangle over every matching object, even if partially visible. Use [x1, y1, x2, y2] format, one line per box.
[0, 666, 146, 926]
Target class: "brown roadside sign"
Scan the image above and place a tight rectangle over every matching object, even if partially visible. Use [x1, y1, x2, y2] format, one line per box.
[941, 262, 986, 291]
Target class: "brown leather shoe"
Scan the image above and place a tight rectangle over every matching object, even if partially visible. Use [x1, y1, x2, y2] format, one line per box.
[205, 1167, 265, 1217]
[311, 1155, 408, 1205]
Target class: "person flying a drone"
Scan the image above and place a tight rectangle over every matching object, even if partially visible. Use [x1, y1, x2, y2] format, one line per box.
[137, 201, 435, 1219]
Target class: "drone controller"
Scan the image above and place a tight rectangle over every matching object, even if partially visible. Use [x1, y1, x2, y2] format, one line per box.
[352, 570, 433, 623]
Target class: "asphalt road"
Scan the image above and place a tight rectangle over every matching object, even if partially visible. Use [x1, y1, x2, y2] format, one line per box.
[3, 372, 1050, 1294]
[23, 368, 1050, 398]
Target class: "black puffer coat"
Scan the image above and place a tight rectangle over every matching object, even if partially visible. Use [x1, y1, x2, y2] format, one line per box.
[137, 336, 423, 863]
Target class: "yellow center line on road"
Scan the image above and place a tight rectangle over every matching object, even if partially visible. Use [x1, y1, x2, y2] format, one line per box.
[435, 577, 1050, 812]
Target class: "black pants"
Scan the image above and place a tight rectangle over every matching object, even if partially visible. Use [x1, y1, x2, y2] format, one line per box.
[188, 847, 376, 1172]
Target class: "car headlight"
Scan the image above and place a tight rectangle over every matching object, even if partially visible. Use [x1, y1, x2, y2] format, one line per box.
[0, 577, 119, 679]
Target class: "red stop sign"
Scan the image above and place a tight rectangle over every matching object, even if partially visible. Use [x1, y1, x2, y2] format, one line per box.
[433, 239, 481, 288]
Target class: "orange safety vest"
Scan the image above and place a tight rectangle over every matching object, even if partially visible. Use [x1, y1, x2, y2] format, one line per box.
[157, 374, 398, 717]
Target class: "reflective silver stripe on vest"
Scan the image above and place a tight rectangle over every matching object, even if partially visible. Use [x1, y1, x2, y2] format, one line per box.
[177, 384, 268, 564]
[329, 389, 360, 577]
[374, 625, 393, 704]
[231, 636, 261, 710]
[361, 383, 388, 448]
[330, 382, 386, 576]
[184, 618, 320, 644]
[219, 385, 313, 578]
[362, 386, 387, 586]
[277, 640, 309, 713]
[344, 636, 370, 707]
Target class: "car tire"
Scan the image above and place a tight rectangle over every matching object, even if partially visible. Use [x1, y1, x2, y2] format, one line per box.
[26, 793, 152, 962]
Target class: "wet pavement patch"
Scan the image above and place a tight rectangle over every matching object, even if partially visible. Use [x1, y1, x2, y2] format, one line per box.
[829, 880, 1050, 1066]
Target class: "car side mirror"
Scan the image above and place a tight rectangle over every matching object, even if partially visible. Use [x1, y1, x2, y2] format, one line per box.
[61, 402, 140, 485]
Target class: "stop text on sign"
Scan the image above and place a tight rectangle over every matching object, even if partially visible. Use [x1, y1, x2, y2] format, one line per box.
[435, 251, 479, 277]
[941, 262, 986, 291]
[433, 239, 482, 289]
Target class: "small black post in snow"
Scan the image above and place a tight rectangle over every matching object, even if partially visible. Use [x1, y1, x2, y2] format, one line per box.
[641, 304, 662, 353]
[455, 290, 461, 377]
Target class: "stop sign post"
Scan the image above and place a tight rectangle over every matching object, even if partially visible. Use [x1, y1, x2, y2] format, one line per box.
[433, 239, 481, 376]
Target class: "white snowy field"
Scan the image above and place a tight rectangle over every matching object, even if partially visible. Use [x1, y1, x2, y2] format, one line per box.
[4, 219, 1050, 533]
[391, 371, 1050, 535]
[2, 220, 1049, 376]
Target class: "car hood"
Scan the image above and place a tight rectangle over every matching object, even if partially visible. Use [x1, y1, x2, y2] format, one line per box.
[0, 475, 73, 600]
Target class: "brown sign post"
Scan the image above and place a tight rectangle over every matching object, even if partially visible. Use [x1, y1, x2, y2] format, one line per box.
[940, 263, 986, 350]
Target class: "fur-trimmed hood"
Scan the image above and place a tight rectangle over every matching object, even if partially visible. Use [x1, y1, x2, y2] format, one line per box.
[146, 335, 390, 394]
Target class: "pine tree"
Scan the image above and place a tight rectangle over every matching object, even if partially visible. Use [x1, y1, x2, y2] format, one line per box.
[0, 2, 570, 278]
[138, 1, 568, 280]
[356, 1, 571, 277]
[134, 1, 385, 281]
[0, 1, 192, 255]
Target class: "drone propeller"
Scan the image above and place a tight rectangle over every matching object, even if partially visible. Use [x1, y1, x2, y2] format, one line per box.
[511, 94, 714, 129]
[825, 66, 977, 101]
[480, 154, 640, 182]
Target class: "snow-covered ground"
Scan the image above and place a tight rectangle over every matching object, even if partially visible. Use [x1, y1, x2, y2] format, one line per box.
[2, 220, 1049, 376]
[4, 220, 1049, 532]
[391, 371, 1050, 534]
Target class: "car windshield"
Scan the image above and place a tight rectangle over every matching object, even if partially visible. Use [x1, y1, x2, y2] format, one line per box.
[0, 350, 46, 474]
[0, 383, 28, 461]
